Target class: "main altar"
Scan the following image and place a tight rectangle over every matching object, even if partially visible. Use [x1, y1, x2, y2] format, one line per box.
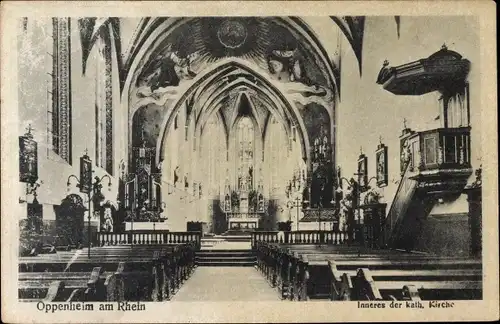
[222, 175, 266, 232]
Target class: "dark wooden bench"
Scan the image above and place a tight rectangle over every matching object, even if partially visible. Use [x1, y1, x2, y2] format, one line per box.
[347, 266, 482, 301]
[19, 242, 197, 302]
[255, 241, 482, 302]
[315, 254, 480, 301]
[18, 267, 111, 302]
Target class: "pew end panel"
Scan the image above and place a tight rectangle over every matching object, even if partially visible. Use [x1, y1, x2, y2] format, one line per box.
[67, 288, 86, 302]
[402, 285, 422, 301]
[328, 260, 349, 301]
[44, 280, 65, 302]
[354, 268, 384, 301]
[85, 267, 107, 301]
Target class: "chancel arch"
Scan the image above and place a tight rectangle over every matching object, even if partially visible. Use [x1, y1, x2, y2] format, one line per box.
[124, 17, 339, 231]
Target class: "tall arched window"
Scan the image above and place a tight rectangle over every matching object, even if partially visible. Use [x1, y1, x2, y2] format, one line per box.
[236, 117, 254, 191]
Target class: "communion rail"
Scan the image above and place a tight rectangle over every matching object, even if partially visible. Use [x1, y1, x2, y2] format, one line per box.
[96, 231, 201, 249]
[251, 230, 351, 249]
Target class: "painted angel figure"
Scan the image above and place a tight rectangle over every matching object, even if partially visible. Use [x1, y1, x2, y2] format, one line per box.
[267, 49, 304, 83]
[135, 45, 200, 107]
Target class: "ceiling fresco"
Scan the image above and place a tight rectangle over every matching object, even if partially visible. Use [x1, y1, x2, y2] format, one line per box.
[131, 17, 334, 112]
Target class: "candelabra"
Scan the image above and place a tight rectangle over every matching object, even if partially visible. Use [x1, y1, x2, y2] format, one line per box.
[67, 151, 111, 257]
[286, 196, 304, 231]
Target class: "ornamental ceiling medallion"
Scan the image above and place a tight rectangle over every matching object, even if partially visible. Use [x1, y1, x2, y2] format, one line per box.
[217, 20, 248, 49]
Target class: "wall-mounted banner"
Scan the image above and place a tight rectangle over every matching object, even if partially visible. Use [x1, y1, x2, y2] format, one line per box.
[19, 134, 38, 183]
[79, 154, 93, 194]
[357, 153, 368, 189]
[376, 143, 388, 187]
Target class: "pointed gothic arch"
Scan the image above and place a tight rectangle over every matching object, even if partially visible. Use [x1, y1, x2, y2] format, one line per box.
[154, 59, 312, 168]
[122, 17, 341, 175]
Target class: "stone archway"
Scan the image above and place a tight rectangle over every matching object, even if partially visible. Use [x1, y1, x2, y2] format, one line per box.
[121, 17, 340, 232]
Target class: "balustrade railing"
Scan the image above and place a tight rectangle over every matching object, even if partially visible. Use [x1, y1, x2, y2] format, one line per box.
[96, 231, 201, 249]
[251, 230, 350, 249]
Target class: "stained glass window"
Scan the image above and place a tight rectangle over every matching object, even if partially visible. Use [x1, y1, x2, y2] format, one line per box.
[236, 117, 254, 191]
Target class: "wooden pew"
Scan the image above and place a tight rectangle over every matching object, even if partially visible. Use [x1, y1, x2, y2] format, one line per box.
[315, 253, 480, 301]
[255, 242, 389, 299]
[352, 267, 482, 301]
[255, 241, 482, 301]
[67, 243, 197, 301]
[19, 242, 197, 302]
[18, 267, 109, 302]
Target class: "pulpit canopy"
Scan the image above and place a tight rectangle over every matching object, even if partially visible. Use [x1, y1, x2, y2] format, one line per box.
[376, 45, 470, 95]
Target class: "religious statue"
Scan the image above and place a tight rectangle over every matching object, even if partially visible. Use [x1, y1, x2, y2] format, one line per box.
[313, 138, 321, 161]
[173, 166, 180, 186]
[102, 207, 113, 233]
[400, 139, 412, 172]
[238, 175, 243, 190]
[224, 193, 231, 212]
[322, 135, 329, 158]
[338, 186, 353, 232]
[258, 194, 264, 212]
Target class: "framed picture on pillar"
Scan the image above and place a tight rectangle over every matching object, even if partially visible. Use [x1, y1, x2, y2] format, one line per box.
[376, 144, 388, 187]
[357, 154, 368, 189]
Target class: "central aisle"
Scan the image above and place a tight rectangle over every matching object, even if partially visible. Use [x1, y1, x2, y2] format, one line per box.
[172, 267, 281, 301]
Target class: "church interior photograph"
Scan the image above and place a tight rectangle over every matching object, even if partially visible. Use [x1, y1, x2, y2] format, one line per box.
[16, 16, 482, 303]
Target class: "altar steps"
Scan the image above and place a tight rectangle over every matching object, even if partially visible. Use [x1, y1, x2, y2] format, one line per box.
[217, 233, 253, 242]
[195, 250, 256, 267]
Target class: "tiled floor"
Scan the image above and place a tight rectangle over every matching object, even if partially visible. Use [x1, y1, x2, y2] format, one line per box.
[172, 267, 280, 301]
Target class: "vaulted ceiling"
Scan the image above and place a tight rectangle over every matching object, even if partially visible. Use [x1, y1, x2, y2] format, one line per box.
[154, 60, 312, 163]
[135, 17, 330, 91]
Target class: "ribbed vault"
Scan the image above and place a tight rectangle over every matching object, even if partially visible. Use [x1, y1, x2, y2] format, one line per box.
[156, 59, 311, 165]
